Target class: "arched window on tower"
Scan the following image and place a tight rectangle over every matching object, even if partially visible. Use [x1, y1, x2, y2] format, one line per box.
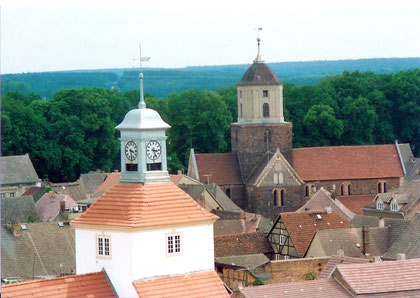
[280, 189, 285, 206]
[384, 182, 387, 193]
[263, 103, 270, 117]
[273, 190, 278, 206]
[264, 129, 271, 143]
[305, 185, 310, 197]
[347, 184, 351, 195]
[240, 104, 243, 117]
[340, 184, 344, 196]
[226, 188, 231, 198]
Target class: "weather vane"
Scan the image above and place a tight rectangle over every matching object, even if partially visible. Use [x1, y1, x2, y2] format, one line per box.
[133, 43, 151, 69]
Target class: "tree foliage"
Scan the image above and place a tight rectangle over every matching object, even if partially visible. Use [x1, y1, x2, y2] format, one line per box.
[1, 69, 419, 182]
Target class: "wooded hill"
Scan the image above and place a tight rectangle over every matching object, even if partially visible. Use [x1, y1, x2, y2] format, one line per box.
[2, 69, 419, 183]
[3, 57, 420, 98]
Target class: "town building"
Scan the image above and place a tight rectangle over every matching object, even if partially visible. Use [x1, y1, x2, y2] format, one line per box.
[3, 73, 228, 297]
[188, 39, 409, 220]
[0, 154, 42, 199]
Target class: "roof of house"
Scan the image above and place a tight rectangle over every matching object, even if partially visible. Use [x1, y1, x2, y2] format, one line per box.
[50, 182, 88, 202]
[92, 172, 121, 196]
[72, 182, 218, 229]
[214, 231, 273, 258]
[333, 258, 420, 295]
[22, 186, 47, 200]
[335, 195, 376, 215]
[1, 271, 115, 298]
[237, 62, 281, 86]
[1, 196, 39, 223]
[35, 192, 78, 222]
[364, 179, 420, 214]
[205, 184, 243, 211]
[297, 188, 355, 221]
[308, 227, 389, 258]
[292, 144, 404, 181]
[239, 279, 351, 298]
[383, 214, 420, 260]
[194, 153, 243, 185]
[318, 255, 370, 279]
[214, 213, 260, 236]
[0, 154, 41, 185]
[1, 222, 75, 279]
[215, 253, 270, 270]
[271, 210, 350, 257]
[397, 143, 420, 181]
[133, 270, 229, 298]
[78, 171, 107, 195]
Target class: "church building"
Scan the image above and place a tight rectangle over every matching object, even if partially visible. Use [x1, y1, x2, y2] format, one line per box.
[188, 38, 407, 220]
[3, 73, 228, 297]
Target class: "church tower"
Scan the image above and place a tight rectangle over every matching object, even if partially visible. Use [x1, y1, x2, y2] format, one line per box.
[231, 37, 293, 181]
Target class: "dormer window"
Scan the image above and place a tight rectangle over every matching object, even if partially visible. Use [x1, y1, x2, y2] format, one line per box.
[391, 201, 398, 212]
[376, 200, 384, 210]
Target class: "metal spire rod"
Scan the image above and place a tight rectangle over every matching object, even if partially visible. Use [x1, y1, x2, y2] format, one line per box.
[138, 43, 151, 109]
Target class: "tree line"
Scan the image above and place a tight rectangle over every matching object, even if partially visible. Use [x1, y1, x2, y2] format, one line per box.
[1, 70, 419, 182]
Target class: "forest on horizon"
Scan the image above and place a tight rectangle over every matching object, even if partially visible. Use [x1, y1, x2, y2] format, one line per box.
[2, 68, 419, 183]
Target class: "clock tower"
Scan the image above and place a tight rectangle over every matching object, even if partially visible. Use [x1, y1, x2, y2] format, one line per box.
[116, 73, 170, 184]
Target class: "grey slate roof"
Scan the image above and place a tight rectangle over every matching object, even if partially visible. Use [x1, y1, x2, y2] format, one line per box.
[0, 154, 41, 185]
[78, 171, 107, 195]
[50, 181, 88, 202]
[1, 196, 39, 224]
[397, 143, 420, 181]
[383, 213, 420, 260]
[215, 253, 270, 270]
[1, 222, 75, 279]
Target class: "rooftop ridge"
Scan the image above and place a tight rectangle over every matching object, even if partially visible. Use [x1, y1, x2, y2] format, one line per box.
[293, 144, 395, 151]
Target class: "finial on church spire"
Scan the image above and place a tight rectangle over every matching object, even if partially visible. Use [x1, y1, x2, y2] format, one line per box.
[139, 72, 146, 109]
[253, 27, 264, 63]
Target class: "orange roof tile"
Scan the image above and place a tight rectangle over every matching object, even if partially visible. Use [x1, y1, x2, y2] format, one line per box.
[93, 172, 121, 195]
[278, 210, 350, 257]
[292, 144, 404, 181]
[72, 182, 218, 228]
[133, 270, 229, 298]
[336, 195, 376, 215]
[1, 272, 115, 298]
[195, 153, 243, 185]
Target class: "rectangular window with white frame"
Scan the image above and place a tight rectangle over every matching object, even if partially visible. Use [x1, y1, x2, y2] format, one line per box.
[97, 235, 111, 258]
[279, 234, 285, 245]
[167, 234, 181, 255]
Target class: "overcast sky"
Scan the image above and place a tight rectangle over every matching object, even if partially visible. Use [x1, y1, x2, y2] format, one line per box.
[1, 0, 420, 74]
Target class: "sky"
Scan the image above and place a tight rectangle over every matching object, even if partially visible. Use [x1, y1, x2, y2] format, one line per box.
[1, 0, 420, 74]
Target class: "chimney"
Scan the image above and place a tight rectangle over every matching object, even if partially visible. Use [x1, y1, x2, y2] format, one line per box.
[60, 200, 66, 213]
[177, 170, 182, 176]
[378, 217, 385, 228]
[11, 223, 22, 237]
[336, 249, 344, 257]
[197, 195, 205, 208]
[373, 256, 381, 263]
[362, 226, 370, 255]
[396, 253, 406, 261]
[325, 207, 332, 214]
[416, 168, 419, 175]
[240, 211, 246, 220]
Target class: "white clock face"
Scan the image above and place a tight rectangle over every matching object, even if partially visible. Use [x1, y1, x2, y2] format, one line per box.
[146, 140, 161, 160]
[125, 141, 138, 161]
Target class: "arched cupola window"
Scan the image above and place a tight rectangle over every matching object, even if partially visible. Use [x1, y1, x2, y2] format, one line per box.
[263, 103, 270, 117]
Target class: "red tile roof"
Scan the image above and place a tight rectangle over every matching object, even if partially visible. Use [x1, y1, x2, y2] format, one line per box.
[279, 210, 350, 257]
[335, 258, 420, 295]
[239, 279, 350, 297]
[318, 255, 370, 279]
[1, 272, 115, 297]
[336, 195, 376, 215]
[292, 144, 404, 181]
[93, 172, 121, 196]
[195, 153, 243, 185]
[72, 182, 218, 228]
[35, 192, 78, 222]
[214, 231, 273, 258]
[133, 270, 229, 297]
